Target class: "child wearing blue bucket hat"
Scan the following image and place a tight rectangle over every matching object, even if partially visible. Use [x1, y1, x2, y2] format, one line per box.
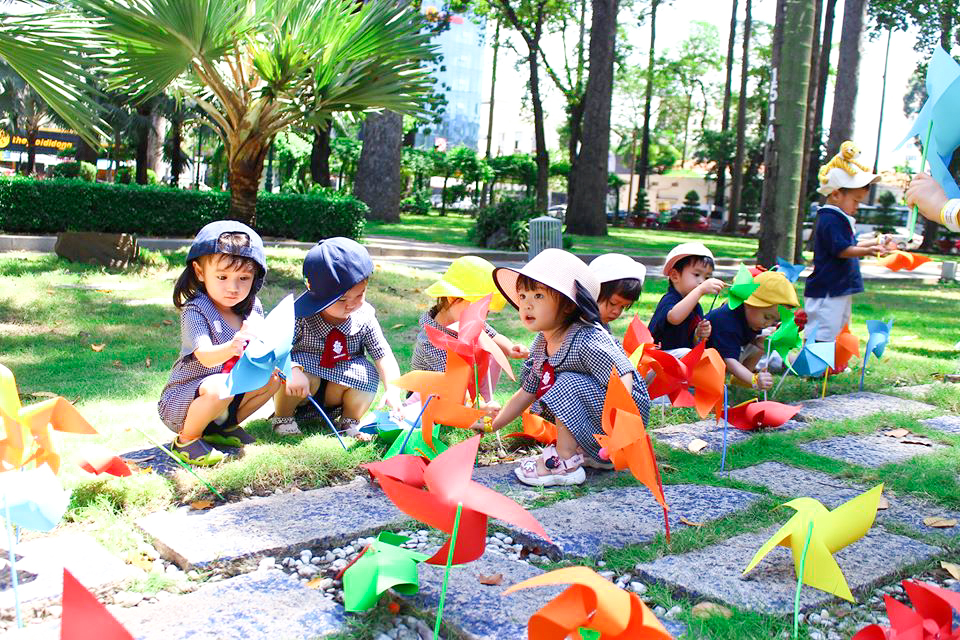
[158, 220, 281, 466]
[273, 238, 402, 438]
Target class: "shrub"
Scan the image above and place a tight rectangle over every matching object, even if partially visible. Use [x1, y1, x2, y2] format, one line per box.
[0, 177, 366, 241]
[470, 197, 537, 250]
[401, 189, 431, 215]
[49, 161, 97, 182]
[114, 166, 158, 185]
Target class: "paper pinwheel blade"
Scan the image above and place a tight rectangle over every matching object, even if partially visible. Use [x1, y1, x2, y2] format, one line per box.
[834, 325, 860, 371]
[791, 341, 836, 377]
[77, 445, 132, 477]
[726, 399, 801, 431]
[342, 531, 428, 612]
[776, 258, 805, 283]
[728, 264, 760, 310]
[61, 568, 133, 640]
[221, 294, 295, 398]
[0, 466, 69, 532]
[623, 315, 655, 356]
[768, 307, 803, 361]
[865, 319, 893, 360]
[383, 425, 448, 460]
[504, 411, 558, 445]
[852, 579, 960, 639]
[877, 250, 933, 272]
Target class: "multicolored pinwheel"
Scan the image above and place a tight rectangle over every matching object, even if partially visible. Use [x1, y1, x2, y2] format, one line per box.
[728, 264, 760, 310]
[860, 319, 894, 391]
[645, 341, 726, 418]
[504, 411, 558, 445]
[852, 579, 960, 639]
[725, 399, 802, 431]
[877, 250, 933, 272]
[342, 531, 429, 612]
[221, 294, 294, 398]
[623, 314, 657, 366]
[77, 445, 132, 477]
[503, 566, 674, 640]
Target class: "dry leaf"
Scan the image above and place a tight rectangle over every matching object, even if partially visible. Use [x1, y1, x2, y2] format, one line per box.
[26, 391, 57, 399]
[145, 356, 152, 368]
[477, 572, 503, 586]
[941, 561, 960, 581]
[877, 495, 890, 510]
[882, 428, 909, 438]
[189, 500, 213, 511]
[111, 360, 123, 368]
[923, 516, 958, 528]
[679, 516, 703, 527]
[91, 343, 106, 352]
[391, 323, 404, 330]
[126, 552, 155, 572]
[901, 438, 933, 447]
[306, 577, 326, 589]
[95, 289, 113, 293]
[412, 288, 421, 293]
[660, 464, 678, 473]
[162, 319, 173, 326]
[687, 438, 709, 453]
[691, 602, 733, 619]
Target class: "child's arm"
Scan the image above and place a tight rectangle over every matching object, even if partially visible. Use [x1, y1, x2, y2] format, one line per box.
[192, 321, 254, 368]
[724, 356, 773, 390]
[838, 244, 885, 258]
[489, 388, 536, 431]
[374, 352, 403, 410]
[492, 333, 530, 359]
[666, 279, 726, 325]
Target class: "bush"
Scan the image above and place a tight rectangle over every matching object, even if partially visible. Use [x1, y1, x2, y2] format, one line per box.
[114, 166, 158, 185]
[49, 161, 97, 182]
[470, 197, 537, 250]
[0, 177, 367, 241]
[401, 189, 431, 215]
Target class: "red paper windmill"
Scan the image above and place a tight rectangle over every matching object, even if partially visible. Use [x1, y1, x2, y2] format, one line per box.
[725, 399, 802, 431]
[645, 341, 726, 418]
[852, 579, 960, 639]
[61, 568, 133, 640]
[623, 315, 659, 375]
[77, 445, 132, 477]
[504, 411, 558, 445]
[363, 435, 550, 565]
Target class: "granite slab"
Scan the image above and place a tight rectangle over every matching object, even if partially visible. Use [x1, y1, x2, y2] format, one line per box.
[653, 418, 806, 452]
[799, 433, 945, 468]
[501, 484, 762, 559]
[137, 478, 406, 570]
[795, 392, 935, 423]
[921, 415, 960, 435]
[471, 462, 613, 505]
[724, 461, 960, 534]
[635, 526, 940, 615]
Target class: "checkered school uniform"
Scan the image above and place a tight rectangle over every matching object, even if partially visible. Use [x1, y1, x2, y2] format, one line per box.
[158, 292, 264, 433]
[292, 301, 389, 393]
[410, 311, 499, 371]
[520, 322, 651, 460]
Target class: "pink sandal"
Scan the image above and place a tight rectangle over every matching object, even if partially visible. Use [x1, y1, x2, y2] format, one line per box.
[514, 448, 586, 487]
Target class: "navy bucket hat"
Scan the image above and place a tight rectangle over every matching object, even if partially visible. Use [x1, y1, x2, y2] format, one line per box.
[187, 220, 268, 293]
[294, 237, 374, 318]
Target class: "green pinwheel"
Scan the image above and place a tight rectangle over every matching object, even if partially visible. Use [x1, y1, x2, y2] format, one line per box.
[728, 265, 761, 310]
[768, 307, 803, 360]
[342, 531, 428, 612]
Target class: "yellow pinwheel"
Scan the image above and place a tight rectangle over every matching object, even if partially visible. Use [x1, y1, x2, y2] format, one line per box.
[743, 484, 883, 602]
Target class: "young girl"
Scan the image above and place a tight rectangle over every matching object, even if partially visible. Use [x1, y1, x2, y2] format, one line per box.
[487, 249, 652, 487]
[589, 253, 647, 327]
[412, 256, 529, 403]
[273, 238, 403, 439]
[158, 221, 280, 466]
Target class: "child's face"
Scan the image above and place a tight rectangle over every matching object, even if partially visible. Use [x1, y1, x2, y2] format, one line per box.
[744, 304, 781, 331]
[193, 254, 255, 313]
[669, 261, 713, 296]
[321, 280, 368, 323]
[516, 284, 562, 333]
[828, 186, 870, 216]
[598, 293, 634, 325]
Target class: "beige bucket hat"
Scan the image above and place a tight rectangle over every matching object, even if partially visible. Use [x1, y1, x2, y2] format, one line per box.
[662, 242, 715, 276]
[589, 253, 647, 286]
[493, 248, 601, 314]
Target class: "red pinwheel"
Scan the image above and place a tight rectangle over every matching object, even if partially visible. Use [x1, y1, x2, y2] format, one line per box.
[623, 314, 655, 357]
[853, 579, 960, 639]
[725, 399, 802, 431]
[645, 341, 726, 418]
[504, 411, 558, 445]
[363, 435, 549, 566]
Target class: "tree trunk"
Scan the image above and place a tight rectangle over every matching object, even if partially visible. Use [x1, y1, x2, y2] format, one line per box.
[76, 138, 99, 164]
[441, 175, 449, 216]
[170, 118, 185, 187]
[25, 129, 37, 175]
[825, 0, 866, 157]
[135, 103, 163, 185]
[482, 21, 501, 208]
[355, 111, 404, 222]
[805, 0, 836, 198]
[716, 0, 738, 221]
[727, 0, 752, 233]
[637, 0, 658, 192]
[227, 139, 270, 227]
[311, 127, 332, 188]
[564, 96, 585, 207]
[527, 39, 550, 212]
[793, 0, 823, 263]
[757, 0, 787, 264]
[566, 0, 618, 236]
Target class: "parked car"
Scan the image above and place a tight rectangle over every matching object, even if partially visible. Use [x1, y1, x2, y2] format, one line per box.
[666, 211, 710, 232]
[855, 229, 922, 251]
[547, 204, 566, 222]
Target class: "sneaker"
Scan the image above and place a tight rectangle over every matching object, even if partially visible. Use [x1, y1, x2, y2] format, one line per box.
[171, 437, 224, 467]
[271, 416, 302, 436]
[514, 451, 586, 487]
[203, 424, 256, 448]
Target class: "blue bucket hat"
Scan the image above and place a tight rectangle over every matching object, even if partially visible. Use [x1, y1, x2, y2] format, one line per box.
[187, 220, 268, 292]
[295, 237, 374, 318]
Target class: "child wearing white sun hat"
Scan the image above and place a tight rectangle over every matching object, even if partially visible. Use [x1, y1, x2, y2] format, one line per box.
[486, 249, 651, 487]
[588, 253, 646, 327]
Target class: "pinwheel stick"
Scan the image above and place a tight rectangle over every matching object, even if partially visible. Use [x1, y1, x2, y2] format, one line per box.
[277, 371, 347, 450]
[763, 340, 773, 402]
[906, 119, 934, 240]
[707, 292, 721, 314]
[821, 368, 829, 399]
[395, 396, 434, 456]
[858, 351, 870, 392]
[720, 385, 729, 473]
[773, 358, 801, 398]
[3, 495, 22, 628]
[433, 501, 463, 640]
[793, 521, 814, 639]
[128, 425, 225, 501]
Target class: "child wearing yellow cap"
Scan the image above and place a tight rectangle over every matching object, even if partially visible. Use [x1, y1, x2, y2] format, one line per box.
[706, 271, 799, 390]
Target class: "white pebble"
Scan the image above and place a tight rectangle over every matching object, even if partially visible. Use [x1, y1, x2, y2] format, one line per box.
[665, 605, 682, 620]
[630, 582, 647, 594]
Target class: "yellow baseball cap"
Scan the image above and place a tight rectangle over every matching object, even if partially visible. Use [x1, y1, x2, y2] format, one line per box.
[424, 256, 507, 311]
[746, 271, 799, 308]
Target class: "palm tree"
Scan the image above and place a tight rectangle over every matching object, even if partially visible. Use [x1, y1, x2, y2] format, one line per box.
[75, 0, 436, 225]
[0, 64, 56, 175]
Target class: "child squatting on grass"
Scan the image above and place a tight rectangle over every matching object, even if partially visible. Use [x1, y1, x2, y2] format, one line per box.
[588, 253, 647, 328]
[272, 238, 403, 440]
[158, 220, 281, 467]
[482, 249, 652, 487]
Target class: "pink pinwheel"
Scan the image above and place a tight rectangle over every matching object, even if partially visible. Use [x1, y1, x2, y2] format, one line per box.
[853, 579, 960, 639]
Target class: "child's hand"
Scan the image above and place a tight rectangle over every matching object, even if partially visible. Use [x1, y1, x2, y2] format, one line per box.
[698, 278, 726, 296]
[755, 371, 774, 391]
[382, 386, 403, 411]
[865, 245, 886, 257]
[227, 333, 249, 358]
[695, 319, 712, 341]
[478, 400, 501, 417]
[508, 343, 530, 359]
[284, 367, 310, 398]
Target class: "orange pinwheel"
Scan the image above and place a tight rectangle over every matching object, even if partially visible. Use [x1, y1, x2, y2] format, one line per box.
[645, 341, 727, 418]
[0, 363, 96, 473]
[503, 566, 673, 640]
[504, 411, 558, 445]
[834, 324, 860, 371]
[363, 435, 549, 565]
[877, 250, 932, 271]
[725, 398, 802, 431]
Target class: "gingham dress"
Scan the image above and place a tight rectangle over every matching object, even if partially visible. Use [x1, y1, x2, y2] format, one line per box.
[158, 293, 264, 433]
[292, 301, 389, 393]
[520, 322, 651, 460]
[410, 311, 498, 372]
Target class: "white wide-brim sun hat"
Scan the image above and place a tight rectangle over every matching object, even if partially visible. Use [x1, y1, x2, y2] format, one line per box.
[493, 248, 601, 310]
[818, 167, 880, 196]
[662, 242, 715, 276]
[589, 253, 646, 286]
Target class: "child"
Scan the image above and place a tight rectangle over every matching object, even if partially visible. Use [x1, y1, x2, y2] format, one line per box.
[649, 243, 725, 356]
[589, 253, 647, 327]
[486, 249, 651, 487]
[805, 142, 890, 341]
[706, 271, 799, 390]
[158, 221, 280, 466]
[412, 256, 529, 400]
[273, 238, 402, 438]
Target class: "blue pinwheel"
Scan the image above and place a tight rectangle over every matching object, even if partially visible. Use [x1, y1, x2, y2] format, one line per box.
[860, 319, 893, 391]
[776, 257, 805, 283]
[221, 294, 294, 398]
[791, 322, 836, 377]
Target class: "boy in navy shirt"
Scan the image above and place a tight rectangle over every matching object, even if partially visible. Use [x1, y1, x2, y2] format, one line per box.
[805, 143, 891, 341]
[649, 242, 725, 356]
[707, 271, 799, 390]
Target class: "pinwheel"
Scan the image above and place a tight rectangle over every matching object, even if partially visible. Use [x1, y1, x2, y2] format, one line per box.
[220, 294, 294, 398]
[877, 251, 933, 272]
[852, 579, 960, 640]
[728, 264, 760, 310]
[767, 308, 803, 362]
[623, 315, 656, 368]
[743, 484, 883, 602]
[725, 399, 802, 431]
[860, 319, 893, 391]
[505, 411, 558, 445]
[747, 265, 767, 277]
[0, 363, 97, 473]
[77, 445, 132, 477]
[775, 257, 805, 283]
[773, 322, 836, 398]
[645, 341, 726, 418]
[61, 568, 133, 640]
[833, 324, 860, 372]
[342, 531, 429, 612]
[503, 566, 674, 640]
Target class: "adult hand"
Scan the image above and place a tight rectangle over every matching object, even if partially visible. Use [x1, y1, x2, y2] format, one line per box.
[905, 172, 949, 224]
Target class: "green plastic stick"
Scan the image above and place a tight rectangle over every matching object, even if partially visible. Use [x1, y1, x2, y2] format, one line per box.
[793, 521, 814, 639]
[434, 501, 463, 640]
[130, 425, 225, 501]
[906, 119, 934, 240]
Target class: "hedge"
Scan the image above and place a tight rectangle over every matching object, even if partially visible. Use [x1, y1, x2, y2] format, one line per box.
[0, 177, 367, 241]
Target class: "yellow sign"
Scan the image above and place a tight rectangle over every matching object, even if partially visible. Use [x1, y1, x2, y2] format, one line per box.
[0, 130, 8, 150]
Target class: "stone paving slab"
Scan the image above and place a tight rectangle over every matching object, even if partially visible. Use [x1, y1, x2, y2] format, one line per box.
[635, 526, 940, 615]
[471, 462, 613, 505]
[0, 533, 136, 611]
[501, 484, 761, 559]
[795, 392, 936, 423]
[921, 415, 960, 435]
[724, 461, 960, 535]
[137, 478, 406, 570]
[653, 419, 806, 452]
[799, 432, 945, 468]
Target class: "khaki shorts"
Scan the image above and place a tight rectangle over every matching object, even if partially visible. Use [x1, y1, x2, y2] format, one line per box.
[804, 295, 853, 341]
